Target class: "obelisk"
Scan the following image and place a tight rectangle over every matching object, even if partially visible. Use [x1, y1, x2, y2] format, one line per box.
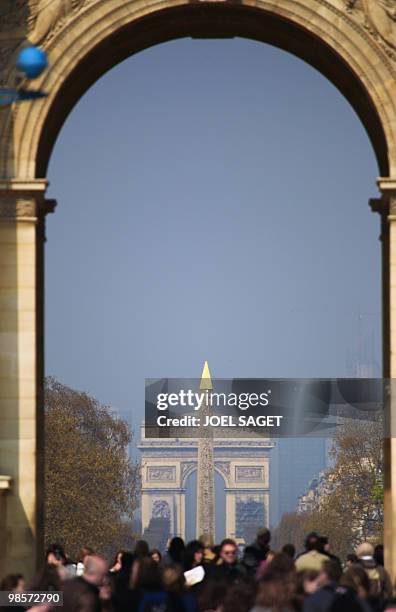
[196, 361, 215, 540]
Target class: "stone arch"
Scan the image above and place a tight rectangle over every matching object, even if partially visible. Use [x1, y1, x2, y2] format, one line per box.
[2, 0, 396, 178]
[181, 462, 231, 489]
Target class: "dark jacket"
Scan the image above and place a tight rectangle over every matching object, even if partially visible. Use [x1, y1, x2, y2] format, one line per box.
[302, 582, 338, 612]
[242, 542, 270, 575]
[137, 590, 186, 612]
[359, 556, 393, 600]
[208, 561, 247, 584]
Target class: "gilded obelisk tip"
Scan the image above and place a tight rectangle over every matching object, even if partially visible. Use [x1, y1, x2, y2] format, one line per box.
[200, 360, 213, 390]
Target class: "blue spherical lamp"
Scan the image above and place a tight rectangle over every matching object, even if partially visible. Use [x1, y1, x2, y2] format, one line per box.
[16, 46, 48, 80]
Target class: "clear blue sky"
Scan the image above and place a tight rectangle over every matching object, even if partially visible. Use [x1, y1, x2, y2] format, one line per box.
[45, 37, 381, 437]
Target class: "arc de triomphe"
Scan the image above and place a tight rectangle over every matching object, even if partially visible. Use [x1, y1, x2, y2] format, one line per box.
[139, 426, 274, 542]
[1, 0, 396, 579]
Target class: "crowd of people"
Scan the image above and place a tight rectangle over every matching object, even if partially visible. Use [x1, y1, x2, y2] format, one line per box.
[1, 529, 396, 612]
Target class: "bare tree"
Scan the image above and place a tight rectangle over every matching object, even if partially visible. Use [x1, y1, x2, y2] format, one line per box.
[272, 419, 383, 559]
[44, 376, 140, 559]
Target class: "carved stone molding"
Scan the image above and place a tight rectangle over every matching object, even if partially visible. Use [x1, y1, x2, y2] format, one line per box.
[28, 0, 93, 46]
[0, 197, 56, 220]
[214, 461, 231, 481]
[378, 177, 396, 218]
[151, 498, 171, 519]
[26, 0, 396, 65]
[235, 466, 264, 482]
[147, 466, 176, 482]
[181, 461, 196, 485]
[345, 0, 396, 60]
[0, 180, 55, 220]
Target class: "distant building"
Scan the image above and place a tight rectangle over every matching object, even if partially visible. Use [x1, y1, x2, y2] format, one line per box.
[269, 437, 328, 527]
[297, 470, 334, 513]
[139, 424, 274, 543]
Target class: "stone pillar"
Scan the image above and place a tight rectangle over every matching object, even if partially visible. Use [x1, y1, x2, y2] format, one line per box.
[0, 180, 54, 579]
[264, 492, 270, 528]
[0, 476, 12, 579]
[373, 179, 396, 578]
[177, 489, 186, 540]
[225, 491, 236, 538]
[140, 492, 151, 533]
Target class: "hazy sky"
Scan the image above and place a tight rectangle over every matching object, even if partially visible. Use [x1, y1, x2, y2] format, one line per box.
[45, 37, 381, 435]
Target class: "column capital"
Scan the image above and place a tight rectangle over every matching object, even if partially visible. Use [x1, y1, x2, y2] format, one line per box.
[0, 179, 56, 221]
[378, 177, 396, 193]
[0, 476, 12, 492]
[378, 178, 396, 215]
[374, 178, 396, 219]
[0, 179, 48, 193]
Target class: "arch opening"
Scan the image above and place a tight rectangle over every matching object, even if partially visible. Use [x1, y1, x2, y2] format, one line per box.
[44, 35, 382, 552]
[184, 467, 227, 542]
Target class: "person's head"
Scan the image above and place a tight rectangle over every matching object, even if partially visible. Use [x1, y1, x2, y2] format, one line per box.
[340, 565, 371, 600]
[281, 544, 295, 559]
[116, 551, 135, 586]
[79, 546, 94, 564]
[151, 549, 162, 563]
[256, 527, 271, 549]
[120, 551, 135, 571]
[45, 543, 66, 566]
[184, 540, 204, 570]
[304, 532, 321, 552]
[256, 551, 293, 580]
[212, 544, 221, 561]
[82, 555, 108, 587]
[0, 574, 25, 593]
[199, 533, 214, 549]
[221, 577, 257, 612]
[14, 575, 25, 593]
[256, 569, 296, 609]
[131, 557, 162, 591]
[168, 537, 185, 563]
[197, 579, 228, 612]
[374, 544, 384, 566]
[318, 560, 342, 587]
[110, 549, 124, 570]
[299, 569, 320, 595]
[266, 552, 295, 577]
[346, 553, 359, 567]
[220, 538, 238, 565]
[134, 540, 150, 558]
[162, 564, 185, 594]
[319, 536, 329, 553]
[355, 542, 374, 559]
